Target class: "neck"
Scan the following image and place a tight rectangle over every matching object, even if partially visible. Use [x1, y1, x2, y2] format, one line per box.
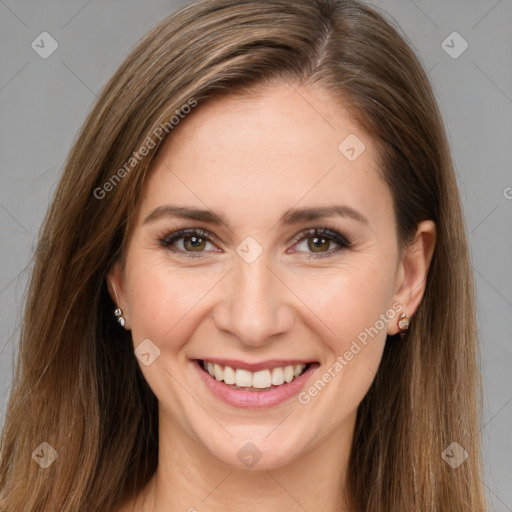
[136, 409, 355, 512]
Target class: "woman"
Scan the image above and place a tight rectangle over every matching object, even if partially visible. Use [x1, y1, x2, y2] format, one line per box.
[0, 0, 487, 510]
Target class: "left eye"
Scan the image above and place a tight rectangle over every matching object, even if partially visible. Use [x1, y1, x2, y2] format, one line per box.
[291, 228, 351, 257]
[296, 235, 335, 252]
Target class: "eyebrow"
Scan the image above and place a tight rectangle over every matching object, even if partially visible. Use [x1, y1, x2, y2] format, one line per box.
[280, 205, 369, 226]
[143, 205, 226, 225]
[143, 204, 369, 227]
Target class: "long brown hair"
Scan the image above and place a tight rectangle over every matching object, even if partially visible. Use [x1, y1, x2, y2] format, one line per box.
[0, 0, 486, 510]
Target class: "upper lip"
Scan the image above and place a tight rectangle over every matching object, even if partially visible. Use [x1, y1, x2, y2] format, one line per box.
[195, 358, 316, 372]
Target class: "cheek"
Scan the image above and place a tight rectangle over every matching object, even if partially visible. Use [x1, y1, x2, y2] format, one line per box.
[295, 268, 392, 425]
[124, 251, 222, 347]
[292, 262, 396, 350]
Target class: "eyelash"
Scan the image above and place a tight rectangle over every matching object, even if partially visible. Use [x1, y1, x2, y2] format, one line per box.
[290, 227, 352, 259]
[158, 227, 352, 259]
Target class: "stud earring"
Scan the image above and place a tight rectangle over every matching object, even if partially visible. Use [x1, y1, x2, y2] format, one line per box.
[111, 283, 126, 328]
[114, 308, 126, 327]
[397, 312, 410, 333]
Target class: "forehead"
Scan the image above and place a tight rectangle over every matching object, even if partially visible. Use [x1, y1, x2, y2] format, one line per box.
[139, 84, 393, 231]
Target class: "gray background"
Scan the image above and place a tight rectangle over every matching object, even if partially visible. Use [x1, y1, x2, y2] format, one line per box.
[1, 0, 511, 510]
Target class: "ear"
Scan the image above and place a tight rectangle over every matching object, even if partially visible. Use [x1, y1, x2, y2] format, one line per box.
[388, 220, 436, 335]
[107, 261, 131, 329]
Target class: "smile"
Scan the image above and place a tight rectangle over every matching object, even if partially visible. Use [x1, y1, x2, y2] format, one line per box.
[193, 358, 320, 409]
[201, 360, 309, 390]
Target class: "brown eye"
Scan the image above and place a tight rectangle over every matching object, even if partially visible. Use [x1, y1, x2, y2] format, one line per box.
[160, 229, 216, 256]
[183, 235, 207, 251]
[307, 236, 331, 252]
[291, 227, 351, 259]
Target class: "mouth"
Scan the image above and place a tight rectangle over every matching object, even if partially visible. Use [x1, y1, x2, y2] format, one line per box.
[192, 358, 319, 409]
[198, 359, 312, 391]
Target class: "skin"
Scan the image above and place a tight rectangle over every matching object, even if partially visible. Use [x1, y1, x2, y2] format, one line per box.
[110, 83, 436, 512]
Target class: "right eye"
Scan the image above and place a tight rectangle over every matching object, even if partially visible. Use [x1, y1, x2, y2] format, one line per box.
[159, 228, 219, 257]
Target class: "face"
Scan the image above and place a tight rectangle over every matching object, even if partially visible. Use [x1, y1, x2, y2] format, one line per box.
[109, 83, 433, 470]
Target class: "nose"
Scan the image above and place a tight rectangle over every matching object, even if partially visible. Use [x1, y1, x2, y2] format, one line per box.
[212, 254, 294, 347]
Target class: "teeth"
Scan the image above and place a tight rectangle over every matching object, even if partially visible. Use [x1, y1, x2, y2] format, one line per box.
[235, 369, 253, 387]
[213, 363, 223, 381]
[223, 365, 236, 385]
[252, 370, 271, 389]
[202, 361, 307, 389]
[271, 367, 284, 385]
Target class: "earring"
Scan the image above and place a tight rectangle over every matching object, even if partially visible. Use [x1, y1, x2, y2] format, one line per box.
[397, 312, 410, 333]
[114, 308, 126, 327]
[111, 283, 126, 328]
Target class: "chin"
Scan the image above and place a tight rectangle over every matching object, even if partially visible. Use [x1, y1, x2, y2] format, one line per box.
[199, 426, 309, 471]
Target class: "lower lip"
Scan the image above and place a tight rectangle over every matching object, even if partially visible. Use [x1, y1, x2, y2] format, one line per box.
[192, 360, 319, 409]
